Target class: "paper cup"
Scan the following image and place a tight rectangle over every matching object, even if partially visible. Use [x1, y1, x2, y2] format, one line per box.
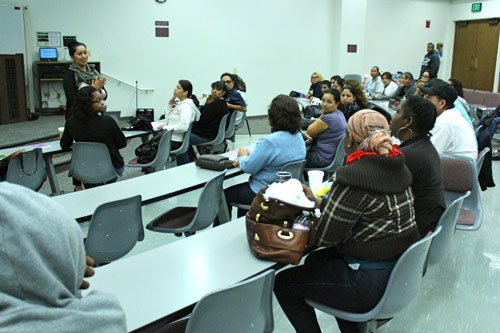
[58, 127, 65, 139]
[308, 170, 324, 193]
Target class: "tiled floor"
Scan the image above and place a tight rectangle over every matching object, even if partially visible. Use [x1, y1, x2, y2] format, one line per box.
[14, 128, 500, 332]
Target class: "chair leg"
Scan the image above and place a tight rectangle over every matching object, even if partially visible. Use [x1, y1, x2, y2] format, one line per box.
[245, 118, 251, 137]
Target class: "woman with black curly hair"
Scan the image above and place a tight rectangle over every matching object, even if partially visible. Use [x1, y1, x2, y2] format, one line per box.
[390, 95, 445, 236]
[61, 86, 126, 189]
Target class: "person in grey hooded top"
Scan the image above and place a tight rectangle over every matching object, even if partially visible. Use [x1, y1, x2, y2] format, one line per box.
[0, 182, 126, 333]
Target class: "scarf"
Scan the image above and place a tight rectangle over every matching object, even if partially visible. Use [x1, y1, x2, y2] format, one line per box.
[69, 62, 101, 86]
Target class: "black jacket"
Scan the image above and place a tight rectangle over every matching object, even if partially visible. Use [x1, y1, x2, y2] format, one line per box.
[400, 136, 445, 236]
[420, 51, 440, 78]
[192, 99, 229, 140]
[61, 115, 127, 168]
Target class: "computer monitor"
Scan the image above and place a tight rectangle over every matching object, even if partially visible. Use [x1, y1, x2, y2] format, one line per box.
[39, 48, 58, 61]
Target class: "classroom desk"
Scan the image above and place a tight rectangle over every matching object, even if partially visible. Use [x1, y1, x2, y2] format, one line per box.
[368, 99, 395, 115]
[0, 130, 149, 195]
[52, 160, 244, 221]
[83, 217, 277, 332]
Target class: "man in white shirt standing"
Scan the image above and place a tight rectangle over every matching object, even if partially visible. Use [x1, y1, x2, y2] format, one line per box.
[421, 79, 478, 159]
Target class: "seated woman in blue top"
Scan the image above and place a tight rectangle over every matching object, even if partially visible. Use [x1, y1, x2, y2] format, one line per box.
[305, 89, 347, 168]
[182, 81, 229, 162]
[224, 94, 306, 219]
[220, 73, 247, 115]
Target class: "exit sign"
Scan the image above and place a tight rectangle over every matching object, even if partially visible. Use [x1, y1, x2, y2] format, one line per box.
[472, 2, 482, 12]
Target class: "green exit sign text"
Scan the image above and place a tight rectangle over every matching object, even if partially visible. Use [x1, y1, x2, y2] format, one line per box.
[472, 2, 482, 12]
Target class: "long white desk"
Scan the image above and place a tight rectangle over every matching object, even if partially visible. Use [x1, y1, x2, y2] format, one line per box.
[83, 217, 277, 332]
[52, 161, 243, 221]
[0, 130, 149, 195]
[368, 99, 395, 116]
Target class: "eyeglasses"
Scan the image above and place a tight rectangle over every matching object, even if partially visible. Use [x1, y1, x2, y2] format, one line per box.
[222, 80, 232, 84]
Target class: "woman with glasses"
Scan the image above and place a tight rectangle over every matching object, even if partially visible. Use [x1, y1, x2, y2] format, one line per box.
[60, 86, 127, 183]
[220, 73, 247, 116]
[307, 71, 324, 99]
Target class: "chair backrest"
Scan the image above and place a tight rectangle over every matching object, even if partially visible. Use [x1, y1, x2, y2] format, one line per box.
[477, 147, 490, 173]
[85, 195, 144, 264]
[210, 113, 229, 145]
[150, 129, 173, 170]
[185, 269, 275, 333]
[374, 227, 442, 319]
[6, 148, 47, 191]
[463, 88, 474, 102]
[69, 142, 118, 184]
[428, 192, 470, 266]
[440, 156, 473, 192]
[281, 159, 306, 182]
[469, 90, 489, 105]
[343, 74, 362, 83]
[440, 154, 482, 231]
[326, 136, 346, 173]
[170, 124, 192, 156]
[483, 92, 500, 108]
[225, 111, 238, 139]
[190, 170, 227, 231]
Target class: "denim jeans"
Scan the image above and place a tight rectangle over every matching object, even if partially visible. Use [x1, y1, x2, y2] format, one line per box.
[487, 116, 500, 138]
[274, 247, 392, 333]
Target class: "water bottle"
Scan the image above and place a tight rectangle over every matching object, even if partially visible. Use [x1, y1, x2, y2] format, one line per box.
[293, 214, 311, 231]
[274, 171, 292, 183]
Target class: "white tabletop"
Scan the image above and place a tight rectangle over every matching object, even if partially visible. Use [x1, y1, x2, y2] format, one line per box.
[0, 130, 148, 157]
[83, 217, 276, 332]
[52, 162, 243, 220]
[368, 100, 395, 115]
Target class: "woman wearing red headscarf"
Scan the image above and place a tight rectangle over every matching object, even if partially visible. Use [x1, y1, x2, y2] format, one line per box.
[274, 109, 420, 333]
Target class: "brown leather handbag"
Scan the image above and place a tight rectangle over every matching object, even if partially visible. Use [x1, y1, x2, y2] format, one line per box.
[245, 187, 317, 265]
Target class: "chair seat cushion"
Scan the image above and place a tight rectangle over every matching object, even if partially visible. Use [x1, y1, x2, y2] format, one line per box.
[148, 206, 197, 231]
[457, 209, 475, 226]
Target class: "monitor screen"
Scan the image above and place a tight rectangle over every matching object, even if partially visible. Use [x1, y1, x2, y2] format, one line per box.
[39, 48, 58, 61]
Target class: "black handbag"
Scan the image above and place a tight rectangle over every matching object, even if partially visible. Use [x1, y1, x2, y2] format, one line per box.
[195, 154, 237, 171]
[135, 130, 164, 164]
[123, 116, 153, 132]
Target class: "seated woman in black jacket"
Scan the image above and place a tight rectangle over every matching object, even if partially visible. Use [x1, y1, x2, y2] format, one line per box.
[183, 81, 229, 162]
[390, 95, 445, 236]
[61, 86, 127, 180]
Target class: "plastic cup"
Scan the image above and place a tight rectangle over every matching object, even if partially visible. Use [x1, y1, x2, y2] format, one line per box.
[58, 127, 64, 139]
[308, 170, 324, 193]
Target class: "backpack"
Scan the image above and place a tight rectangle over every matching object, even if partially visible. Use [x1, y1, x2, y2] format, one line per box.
[123, 116, 154, 132]
[135, 130, 165, 164]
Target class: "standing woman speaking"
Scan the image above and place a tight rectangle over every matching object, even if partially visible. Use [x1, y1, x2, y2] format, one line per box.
[63, 40, 107, 118]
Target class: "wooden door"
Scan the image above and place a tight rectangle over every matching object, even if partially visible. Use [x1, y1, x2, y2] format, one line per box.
[0, 54, 27, 124]
[451, 19, 500, 91]
[451, 21, 477, 87]
[473, 20, 500, 90]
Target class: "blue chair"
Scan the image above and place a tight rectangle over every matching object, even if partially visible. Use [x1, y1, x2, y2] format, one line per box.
[126, 129, 173, 172]
[428, 191, 470, 266]
[6, 148, 47, 191]
[69, 142, 118, 186]
[146, 170, 227, 236]
[305, 136, 346, 176]
[85, 195, 144, 264]
[185, 270, 275, 332]
[306, 227, 442, 332]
